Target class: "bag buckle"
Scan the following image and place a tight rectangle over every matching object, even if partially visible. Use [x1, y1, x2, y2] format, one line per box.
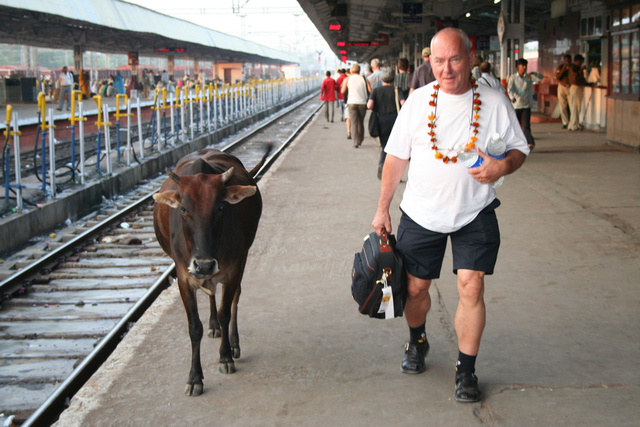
[376, 267, 393, 287]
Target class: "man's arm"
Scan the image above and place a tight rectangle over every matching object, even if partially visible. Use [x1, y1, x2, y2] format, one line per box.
[372, 154, 409, 235]
[340, 77, 349, 94]
[506, 75, 518, 101]
[530, 72, 544, 82]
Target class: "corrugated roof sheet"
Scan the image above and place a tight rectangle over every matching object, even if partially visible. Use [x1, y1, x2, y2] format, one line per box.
[0, 0, 299, 64]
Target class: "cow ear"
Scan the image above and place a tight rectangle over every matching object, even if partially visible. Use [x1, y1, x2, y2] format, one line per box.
[224, 185, 257, 204]
[153, 191, 181, 209]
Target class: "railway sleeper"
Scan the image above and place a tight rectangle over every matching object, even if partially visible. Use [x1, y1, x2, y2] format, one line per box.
[0, 338, 96, 359]
[0, 302, 136, 319]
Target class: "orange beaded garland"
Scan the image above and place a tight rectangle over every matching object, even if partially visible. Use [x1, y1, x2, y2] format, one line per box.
[428, 80, 481, 164]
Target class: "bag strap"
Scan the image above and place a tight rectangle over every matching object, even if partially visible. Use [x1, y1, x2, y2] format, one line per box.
[394, 87, 400, 113]
[380, 228, 392, 253]
[377, 229, 397, 283]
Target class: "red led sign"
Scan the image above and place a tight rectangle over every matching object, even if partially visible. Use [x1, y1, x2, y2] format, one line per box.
[346, 42, 378, 47]
[329, 23, 342, 31]
[154, 47, 187, 53]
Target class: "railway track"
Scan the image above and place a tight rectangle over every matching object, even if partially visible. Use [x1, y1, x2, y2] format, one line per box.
[0, 96, 322, 426]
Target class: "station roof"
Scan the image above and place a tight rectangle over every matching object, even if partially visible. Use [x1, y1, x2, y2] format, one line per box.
[297, 0, 551, 62]
[0, 0, 299, 65]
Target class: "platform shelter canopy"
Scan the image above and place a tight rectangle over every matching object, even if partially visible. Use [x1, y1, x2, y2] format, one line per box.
[0, 0, 299, 65]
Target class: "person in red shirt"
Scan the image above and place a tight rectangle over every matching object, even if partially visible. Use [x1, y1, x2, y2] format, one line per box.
[336, 69, 347, 121]
[320, 71, 338, 122]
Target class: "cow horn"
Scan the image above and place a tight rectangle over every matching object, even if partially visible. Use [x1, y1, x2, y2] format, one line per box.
[167, 168, 180, 184]
[221, 167, 234, 184]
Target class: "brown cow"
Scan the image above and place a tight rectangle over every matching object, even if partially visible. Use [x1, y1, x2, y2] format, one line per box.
[153, 148, 265, 396]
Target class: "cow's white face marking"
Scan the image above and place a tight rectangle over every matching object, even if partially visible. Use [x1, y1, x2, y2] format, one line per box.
[188, 257, 220, 279]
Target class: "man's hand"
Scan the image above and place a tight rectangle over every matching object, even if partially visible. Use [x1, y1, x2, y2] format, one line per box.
[468, 149, 504, 185]
[468, 148, 527, 184]
[372, 208, 392, 236]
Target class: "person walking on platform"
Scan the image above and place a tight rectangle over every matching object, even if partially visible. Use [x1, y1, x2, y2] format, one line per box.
[57, 66, 74, 111]
[394, 58, 410, 104]
[79, 69, 91, 99]
[320, 71, 338, 123]
[341, 63, 370, 148]
[368, 67, 405, 179]
[555, 54, 572, 129]
[409, 47, 435, 95]
[367, 58, 383, 91]
[372, 27, 529, 403]
[568, 54, 588, 131]
[477, 62, 506, 95]
[472, 55, 483, 81]
[114, 72, 125, 95]
[508, 58, 543, 150]
[336, 69, 347, 121]
[342, 69, 352, 138]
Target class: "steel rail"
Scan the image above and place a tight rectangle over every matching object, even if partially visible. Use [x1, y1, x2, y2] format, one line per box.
[219, 91, 319, 152]
[252, 100, 322, 179]
[21, 265, 175, 427]
[0, 191, 157, 298]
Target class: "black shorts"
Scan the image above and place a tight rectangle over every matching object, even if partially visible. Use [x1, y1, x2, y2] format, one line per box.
[396, 199, 501, 279]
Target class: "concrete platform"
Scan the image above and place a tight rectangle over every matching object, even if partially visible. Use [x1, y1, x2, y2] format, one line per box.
[50, 111, 640, 425]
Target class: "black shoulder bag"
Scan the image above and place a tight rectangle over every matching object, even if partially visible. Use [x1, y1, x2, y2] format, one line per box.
[351, 230, 406, 319]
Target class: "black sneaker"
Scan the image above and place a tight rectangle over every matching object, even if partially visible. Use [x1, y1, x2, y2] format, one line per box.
[454, 372, 482, 403]
[401, 341, 429, 374]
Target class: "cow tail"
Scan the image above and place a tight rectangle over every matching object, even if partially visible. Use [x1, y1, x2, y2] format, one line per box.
[249, 144, 274, 178]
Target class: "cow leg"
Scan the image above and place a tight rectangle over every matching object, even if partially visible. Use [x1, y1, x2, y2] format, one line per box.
[179, 283, 205, 396]
[207, 294, 221, 338]
[229, 286, 241, 359]
[217, 282, 238, 374]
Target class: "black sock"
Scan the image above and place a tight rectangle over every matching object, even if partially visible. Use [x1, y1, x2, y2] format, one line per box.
[409, 324, 427, 345]
[456, 351, 477, 374]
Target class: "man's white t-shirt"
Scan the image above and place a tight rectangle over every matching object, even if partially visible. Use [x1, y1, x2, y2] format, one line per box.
[385, 82, 529, 233]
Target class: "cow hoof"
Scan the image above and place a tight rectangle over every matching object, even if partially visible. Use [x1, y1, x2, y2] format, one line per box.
[232, 347, 241, 359]
[219, 361, 236, 374]
[208, 328, 221, 338]
[185, 383, 203, 396]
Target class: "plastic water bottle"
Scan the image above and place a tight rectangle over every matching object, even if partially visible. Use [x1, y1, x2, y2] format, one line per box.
[487, 133, 506, 160]
[486, 133, 505, 188]
[459, 133, 505, 188]
[458, 150, 482, 168]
